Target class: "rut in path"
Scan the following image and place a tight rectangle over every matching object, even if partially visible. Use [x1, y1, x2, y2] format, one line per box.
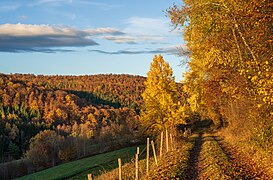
[183, 134, 272, 180]
[212, 136, 272, 179]
[184, 133, 203, 180]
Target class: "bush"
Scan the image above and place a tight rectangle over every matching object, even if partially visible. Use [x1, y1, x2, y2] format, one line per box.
[25, 130, 63, 169]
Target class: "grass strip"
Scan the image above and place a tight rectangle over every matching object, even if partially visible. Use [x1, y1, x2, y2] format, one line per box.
[16, 146, 139, 180]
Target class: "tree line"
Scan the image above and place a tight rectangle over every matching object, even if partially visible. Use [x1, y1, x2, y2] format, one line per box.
[167, 0, 273, 152]
[0, 73, 145, 166]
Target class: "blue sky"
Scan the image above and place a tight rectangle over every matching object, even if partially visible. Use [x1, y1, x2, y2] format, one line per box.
[0, 0, 187, 81]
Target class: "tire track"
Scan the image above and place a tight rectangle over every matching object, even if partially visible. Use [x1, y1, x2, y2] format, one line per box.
[213, 136, 272, 179]
[184, 133, 203, 180]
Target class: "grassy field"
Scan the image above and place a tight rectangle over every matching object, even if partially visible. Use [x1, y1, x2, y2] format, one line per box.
[17, 145, 143, 180]
[96, 138, 194, 180]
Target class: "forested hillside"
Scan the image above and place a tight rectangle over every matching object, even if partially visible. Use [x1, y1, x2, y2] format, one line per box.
[0, 74, 146, 165]
[1, 0, 272, 179]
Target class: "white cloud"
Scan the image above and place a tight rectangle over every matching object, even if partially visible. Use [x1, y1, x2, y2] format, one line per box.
[99, 17, 179, 44]
[18, 15, 28, 21]
[0, 23, 124, 52]
[90, 44, 189, 56]
[0, 3, 21, 12]
[0, 24, 123, 37]
[29, 0, 123, 10]
[0, 24, 78, 36]
[101, 35, 165, 44]
[0, 16, 182, 53]
[85, 28, 124, 36]
[124, 17, 172, 36]
[76, 0, 124, 10]
[28, 0, 71, 7]
[158, 44, 189, 55]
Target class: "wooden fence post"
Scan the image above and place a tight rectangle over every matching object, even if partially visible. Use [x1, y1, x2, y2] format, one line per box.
[87, 174, 93, 180]
[118, 158, 122, 180]
[170, 133, 173, 151]
[146, 138, 150, 176]
[166, 129, 169, 152]
[151, 140, 158, 166]
[160, 131, 163, 158]
[135, 153, 139, 180]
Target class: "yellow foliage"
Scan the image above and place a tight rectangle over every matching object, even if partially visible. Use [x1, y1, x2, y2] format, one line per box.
[141, 55, 185, 134]
[168, 0, 273, 128]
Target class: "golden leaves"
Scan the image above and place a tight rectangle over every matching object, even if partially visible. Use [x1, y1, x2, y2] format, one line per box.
[141, 55, 183, 133]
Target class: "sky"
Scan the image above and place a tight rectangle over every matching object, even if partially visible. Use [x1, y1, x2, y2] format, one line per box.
[0, 0, 188, 81]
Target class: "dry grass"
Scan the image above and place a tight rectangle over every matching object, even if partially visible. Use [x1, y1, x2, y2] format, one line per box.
[96, 158, 148, 180]
[218, 129, 273, 176]
[96, 136, 194, 180]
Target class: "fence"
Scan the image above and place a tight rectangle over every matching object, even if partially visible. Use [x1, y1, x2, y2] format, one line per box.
[88, 129, 182, 179]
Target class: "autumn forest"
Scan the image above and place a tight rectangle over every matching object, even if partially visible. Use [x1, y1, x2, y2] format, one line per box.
[1, 0, 273, 179]
[0, 74, 146, 163]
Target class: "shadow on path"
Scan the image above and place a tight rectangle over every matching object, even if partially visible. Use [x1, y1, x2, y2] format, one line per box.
[184, 133, 203, 180]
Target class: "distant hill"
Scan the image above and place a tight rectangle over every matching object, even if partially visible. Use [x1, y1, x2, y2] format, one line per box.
[0, 73, 145, 163]
[3, 73, 146, 110]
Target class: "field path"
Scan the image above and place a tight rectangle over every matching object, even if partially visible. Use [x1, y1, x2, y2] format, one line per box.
[184, 133, 203, 180]
[183, 134, 272, 180]
[212, 136, 271, 179]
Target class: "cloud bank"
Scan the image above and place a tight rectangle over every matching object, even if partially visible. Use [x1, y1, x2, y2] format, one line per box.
[97, 17, 179, 45]
[90, 45, 189, 56]
[101, 35, 165, 44]
[0, 24, 124, 52]
[0, 16, 182, 53]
